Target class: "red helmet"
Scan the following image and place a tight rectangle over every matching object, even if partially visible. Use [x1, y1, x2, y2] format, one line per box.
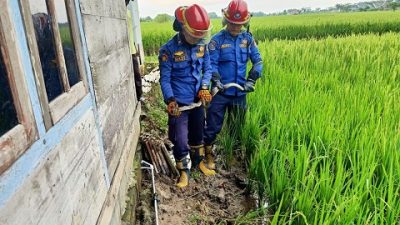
[222, 0, 251, 25]
[175, 4, 211, 38]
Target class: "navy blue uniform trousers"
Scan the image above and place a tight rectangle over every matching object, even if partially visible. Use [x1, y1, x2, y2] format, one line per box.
[204, 93, 246, 145]
[168, 106, 204, 160]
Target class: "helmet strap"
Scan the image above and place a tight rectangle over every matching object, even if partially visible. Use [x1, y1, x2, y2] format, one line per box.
[222, 18, 228, 27]
[173, 19, 182, 32]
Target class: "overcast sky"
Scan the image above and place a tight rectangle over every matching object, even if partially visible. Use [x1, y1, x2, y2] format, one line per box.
[138, 0, 365, 18]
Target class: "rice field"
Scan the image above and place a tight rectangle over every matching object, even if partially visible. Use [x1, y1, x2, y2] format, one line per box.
[141, 11, 400, 55]
[240, 33, 400, 224]
[142, 11, 400, 224]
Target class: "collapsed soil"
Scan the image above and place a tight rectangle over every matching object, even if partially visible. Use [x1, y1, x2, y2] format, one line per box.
[135, 75, 264, 225]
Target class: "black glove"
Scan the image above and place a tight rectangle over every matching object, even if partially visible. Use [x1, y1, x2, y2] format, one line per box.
[212, 72, 224, 92]
[243, 79, 256, 92]
[214, 80, 224, 92]
[248, 69, 261, 81]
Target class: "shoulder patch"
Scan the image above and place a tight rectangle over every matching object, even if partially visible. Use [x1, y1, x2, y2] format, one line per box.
[196, 45, 205, 58]
[240, 39, 248, 48]
[161, 53, 168, 62]
[208, 40, 217, 51]
[173, 51, 186, 62]
[159, 48, 170, 63]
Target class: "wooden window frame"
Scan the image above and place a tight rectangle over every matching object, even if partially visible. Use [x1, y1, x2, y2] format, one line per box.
[0, 1, 38, 175]
[20, 0, 88, 126]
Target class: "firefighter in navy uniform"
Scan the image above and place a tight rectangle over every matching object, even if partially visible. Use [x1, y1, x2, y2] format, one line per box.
[159, 4, 215, 188]
[204, 0, 263, 170]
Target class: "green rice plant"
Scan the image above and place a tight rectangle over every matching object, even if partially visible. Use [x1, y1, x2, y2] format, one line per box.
[217, 107, 246, 168]
[239, 107, 263, 159]
[244, 33, 400, 224]
[59, 24, 73, 48]
[218, 124, 237, 169]
[234, 207, 267, 225]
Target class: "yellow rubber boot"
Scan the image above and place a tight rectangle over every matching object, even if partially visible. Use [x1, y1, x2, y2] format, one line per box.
[176, 170, 189, 188]
[197, 146, 216, 176]
[199, 161, 216, 176]
[175, 155, 191, 188]
[205, 145, 216, 170]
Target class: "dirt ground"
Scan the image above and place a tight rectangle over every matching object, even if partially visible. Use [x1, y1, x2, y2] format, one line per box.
[135, 73, 266, 225]
[139, 165, 260, 225]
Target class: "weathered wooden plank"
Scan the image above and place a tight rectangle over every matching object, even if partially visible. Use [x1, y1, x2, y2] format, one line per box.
[18, 0, 53, 130]
[65, 136, 106, 225]
[153, 143, 166, 174]
[96, 103, 141, 225]
[0, 125, 31, 174]
[90, 46, 133, 105]
[145, 141, 159, 174]
[40, 111, 106, 225]
[98, 76, 136, 179]
[118, 101, 141, 217]
[118, 140, 141, 218]
[0, 1, 36, 132]
[79, 0, 138, 182]
[0, 111, 108, 225]
[47, 0, 70, 92]
[161, 143, 179, 177]
[128, 1, 145, 65]
[80, 0, 137, 182]
[82, 15, 129, 63]
[156, 143, 170, 176]
[0, 0, 37, 174]
[65, 0, 89, 89]
[49, 81, 86, 123]
[108, 199, 122, 225]
[79, 0, 126, 20]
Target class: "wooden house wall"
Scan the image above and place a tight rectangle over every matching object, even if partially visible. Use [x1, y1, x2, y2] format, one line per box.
[0, 0, 141, 224]
[0, 111, 108, 225]
[79, 0, 138, 180]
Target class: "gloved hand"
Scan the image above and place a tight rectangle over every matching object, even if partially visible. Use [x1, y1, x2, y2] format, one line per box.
[214, 80, 224, 92]
[243, 79, 256, 92]
[167, 98, 181, 117]
[248, 69, 261, 81]
[212, 72, 224, 92]
[198, 87, 212, 104]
